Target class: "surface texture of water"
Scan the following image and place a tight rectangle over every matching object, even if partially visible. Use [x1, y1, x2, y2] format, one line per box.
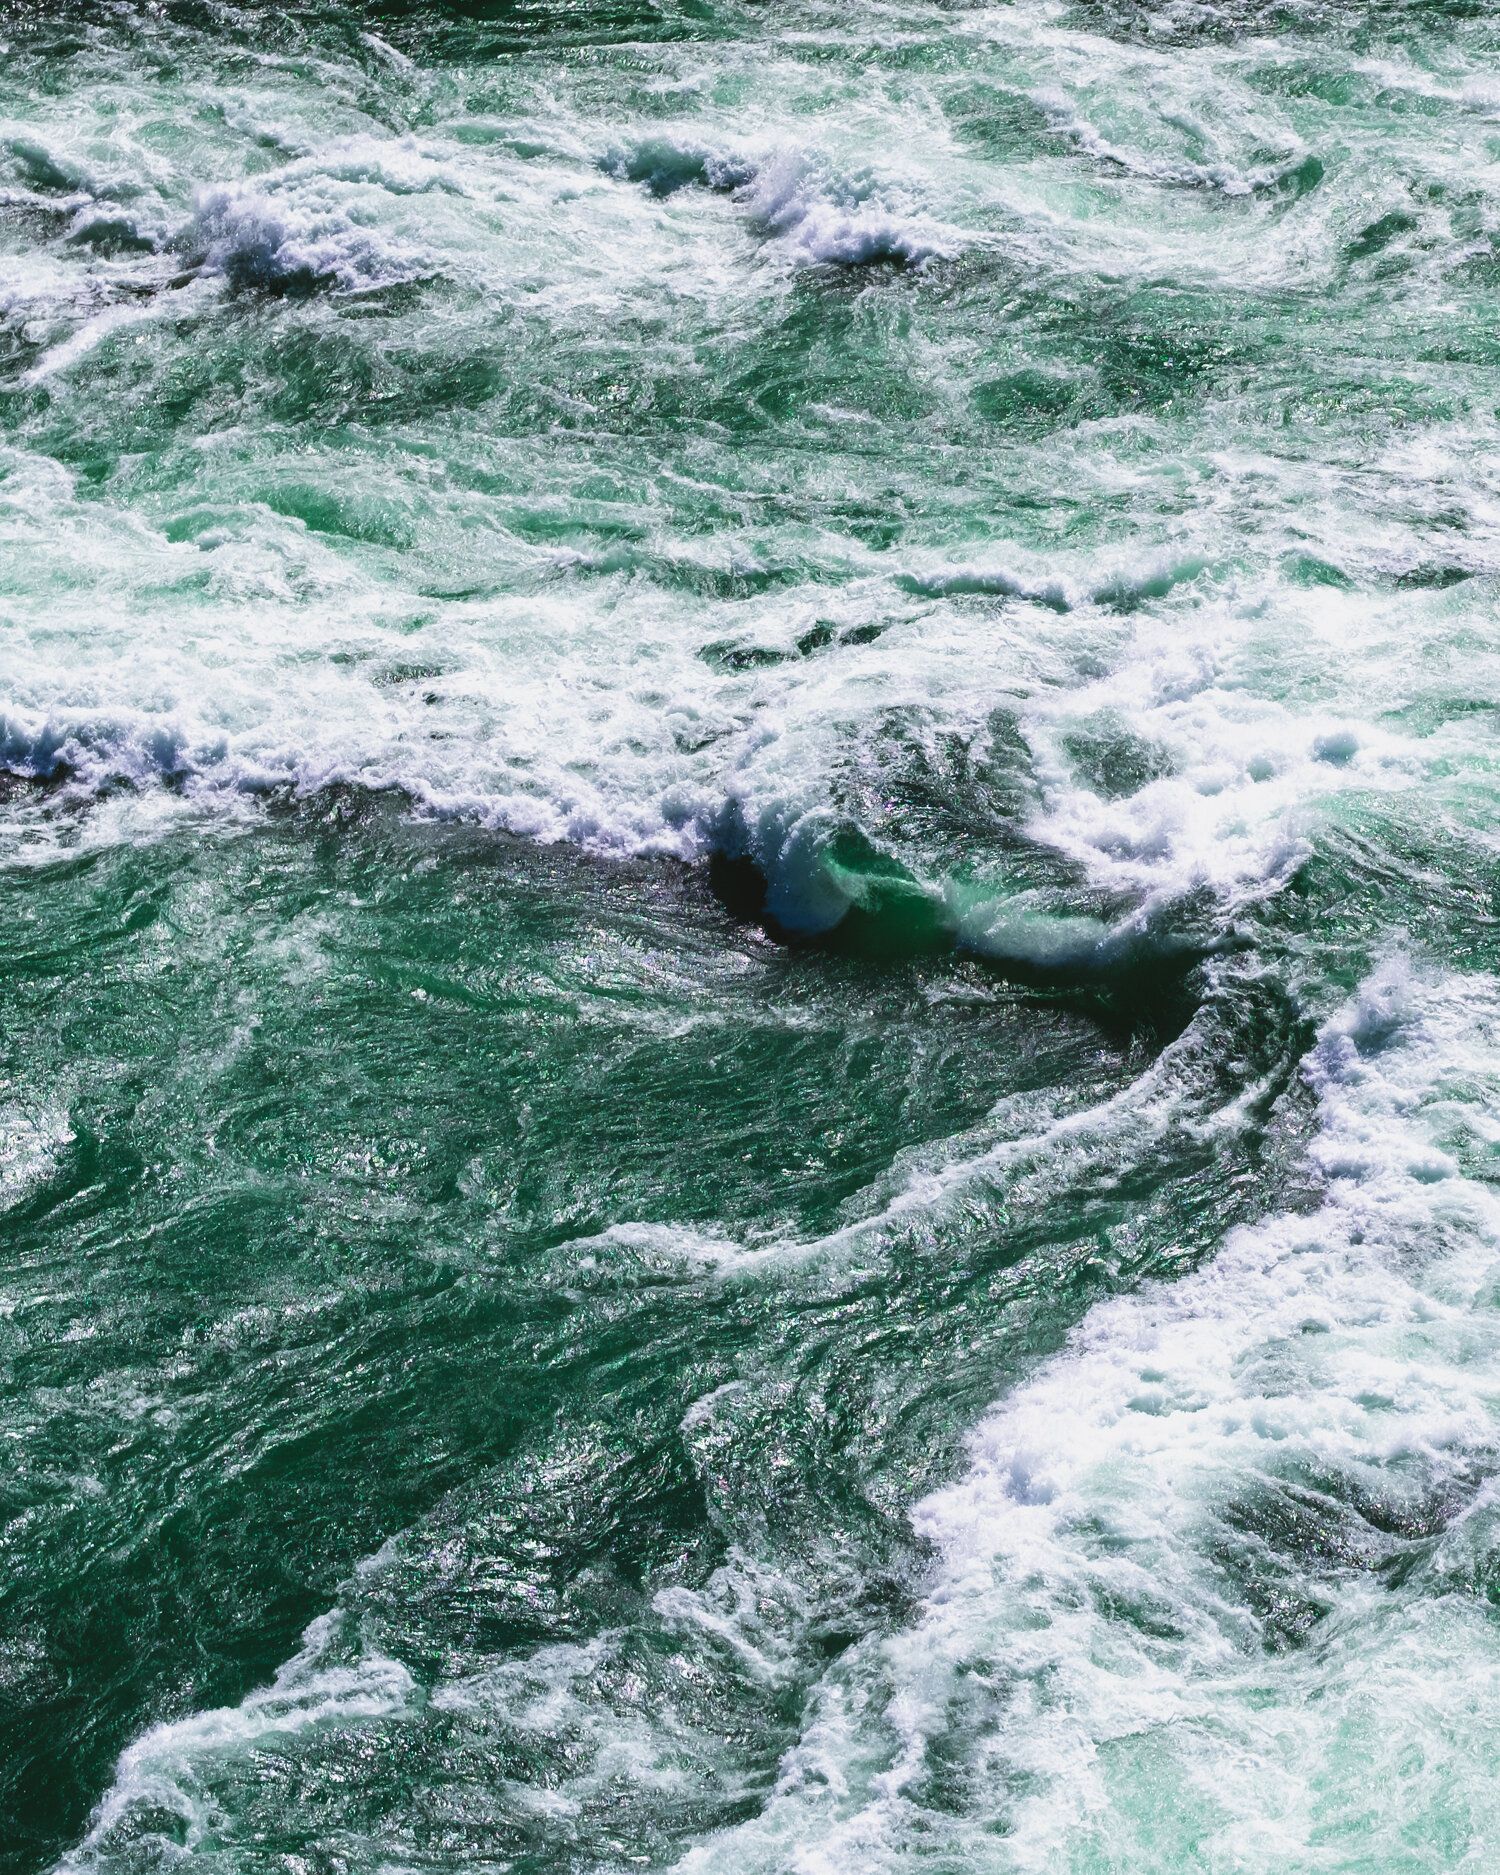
[2, 1, 1499, 1870]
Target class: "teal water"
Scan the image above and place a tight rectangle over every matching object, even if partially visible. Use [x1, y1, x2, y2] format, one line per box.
[2, 2, 1499, 1870]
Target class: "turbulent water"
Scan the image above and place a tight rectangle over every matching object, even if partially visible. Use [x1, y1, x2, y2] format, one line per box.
[2, 0, 1499, 1869]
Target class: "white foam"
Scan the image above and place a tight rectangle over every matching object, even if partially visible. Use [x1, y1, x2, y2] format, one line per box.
[677, 960, 1500, 1869]
[602, 130, 958, 266]
[60, 1611, 417, 1870]
[1, 12, 1494, 954]
[182, 182, 425, 294]
[23, 279, 213, 384]
[738, 150, 957, 268]
[0, 1098, 72, 1210]
[0, 486, 1460, 957]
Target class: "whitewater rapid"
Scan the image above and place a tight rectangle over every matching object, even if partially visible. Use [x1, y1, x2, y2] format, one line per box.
[2, 0, 1496, 947]
[4, 1, 1499, 1871]
[680, 960, 1500, 1870]
[56, 956, 1500, 1871]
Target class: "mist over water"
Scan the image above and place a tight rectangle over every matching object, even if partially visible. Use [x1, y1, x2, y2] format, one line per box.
[1, 1, 1498, 1870]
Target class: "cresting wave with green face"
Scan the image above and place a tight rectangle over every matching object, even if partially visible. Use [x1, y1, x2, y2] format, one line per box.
[1, 0, 1499, 1870]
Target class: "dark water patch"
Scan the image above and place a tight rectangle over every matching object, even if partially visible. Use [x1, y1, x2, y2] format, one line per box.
[1210, 1446, 1500, 1656]
[0, 760, 79, 802]
[971, 366, 1080, 434]
[1281, 550, 1355, 589]
[707, 832, 1209, 1048]
[844, 710, 1059, 883]
[371, 656, 451, 688]
[697, 637, 787, 671]
[1393, 562, 1473, 590]
[1274, 151, 1327, 201]
[697, 613, 893, 671]
[1068, 0, 1495, 51]
[953, 283, 1261, 431]
[3, 133, 87, 195]
[1271, 826, 1500, 982]
[1060, 714, 1178, 800]
[358, 0, 725, 60]
[66, 209, 161, 256]
[1, 798, 1187, 1870]
[941, 80, 1062, 156]
[1093, 324, 1240, 416]
[1347, 208, 1419, 261]
[602, 135, 755, 198]
[1094, 552, 1211, 612]
[1, 0, 719, 69]
[698, 280, 939, 431]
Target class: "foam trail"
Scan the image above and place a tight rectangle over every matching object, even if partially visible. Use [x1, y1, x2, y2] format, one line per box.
[57, 1612, 416, 1871]
[679, 960, 1500, 1870]
[6, 2, 1500, 1866]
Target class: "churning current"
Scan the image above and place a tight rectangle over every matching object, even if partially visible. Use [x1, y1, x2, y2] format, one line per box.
[2, 2, 1499, 1872]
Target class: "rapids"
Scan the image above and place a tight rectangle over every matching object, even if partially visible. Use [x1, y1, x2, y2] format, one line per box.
[1, 2, 1498, 1871]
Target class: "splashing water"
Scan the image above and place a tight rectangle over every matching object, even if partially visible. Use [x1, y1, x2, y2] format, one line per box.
[2, 2, 1499, 1871]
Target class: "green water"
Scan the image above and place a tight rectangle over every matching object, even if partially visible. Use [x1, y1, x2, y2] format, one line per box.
[1, 1, 1499, 1870]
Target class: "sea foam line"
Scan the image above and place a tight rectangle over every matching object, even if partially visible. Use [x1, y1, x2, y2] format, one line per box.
[674, 956, 1500, 1871]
